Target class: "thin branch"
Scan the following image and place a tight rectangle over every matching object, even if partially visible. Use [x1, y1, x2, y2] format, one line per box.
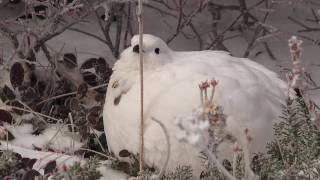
[34, 10, 92, 51]
[47, 122, 67, 149]
[41, 44, 54, 65]
[244, 25, 263, 57]
[78, 147, 116, 160]
[137, 0, 145, 178]
[90, 127, 107, 153]
[114, 3, 125, 58]
[143, 3, 177, 18]
[1, 105, 61, 122]
[175, 0, 184, 34]
[37, 83, 108, 105]
[16, 100, 48, 126]
[68, 28, 109, 44]
[288, 16, 320, 32]
[263, 42, 277, 60]
[189, 22, 203, 50]
[68, 113, 75, 155]
[151, 117, 171, 180]
[167, 1, 208, 44]
[123, 2, 132, 49]
[238, 0, 250, 25]
[94, 9, 114, 54]
[205, 149, 237, 180]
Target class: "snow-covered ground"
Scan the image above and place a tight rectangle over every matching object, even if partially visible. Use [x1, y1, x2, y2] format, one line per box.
[0, 143, 128, 179]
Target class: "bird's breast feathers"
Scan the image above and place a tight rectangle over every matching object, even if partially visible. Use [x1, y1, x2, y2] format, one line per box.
[103, 34, 288, 173]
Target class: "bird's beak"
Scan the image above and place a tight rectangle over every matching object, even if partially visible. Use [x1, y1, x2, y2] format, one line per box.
[132, 45, 144, 54]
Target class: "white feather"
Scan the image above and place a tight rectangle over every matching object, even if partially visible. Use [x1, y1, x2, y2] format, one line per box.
[103, 34, 288, 176]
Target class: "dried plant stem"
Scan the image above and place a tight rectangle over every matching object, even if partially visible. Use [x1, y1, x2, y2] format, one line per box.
[90, 127, 107, 153]
[137, 0, 145, 178]
[1, 105, 61, 122]
[6, 130, 9, 151]
[68, 113, 75, 155]
[200, 88, 204, 105]
[78, 147, 116, 161]
[242, 133, 259, 179]
[288, 36, 320, 127]
[36, 152, 62, 171]
[205, 149, 237, 180]
[47, 123, 66, 148]
[232, 151, 237, 177]
[17, 100, 48, 125]
[37, 83, 108, 105]
[151, 117, 171, 180]
[68, 27, 109, 45]
[275, 136, 287, 167]
[57, 155, 79, 168]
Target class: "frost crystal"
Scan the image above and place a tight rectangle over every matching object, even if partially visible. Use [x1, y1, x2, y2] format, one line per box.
[175, 108, 210, 145]
[175, 79, 226, 148]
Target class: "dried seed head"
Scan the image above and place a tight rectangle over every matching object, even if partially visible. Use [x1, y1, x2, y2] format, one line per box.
[199, 80, 210, 90]
[210, 79, 218, 87]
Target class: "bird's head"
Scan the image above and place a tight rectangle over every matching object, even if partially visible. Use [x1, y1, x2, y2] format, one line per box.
[117, 34, 173, 70]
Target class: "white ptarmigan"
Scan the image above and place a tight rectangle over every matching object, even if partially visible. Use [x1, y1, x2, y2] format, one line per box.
[103, 34, 288, 176]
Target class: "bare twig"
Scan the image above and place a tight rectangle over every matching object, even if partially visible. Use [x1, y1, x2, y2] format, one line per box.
[166, 1, 208, 44]
[244, 25, 263, 57]
[263, 42, 277, 60]
[93, 2, 125, 58]
[68, 27, 109, 44]
[90, 127, 107, 153]
[16, 100, 48, 126]
[137, 0, 145, 178]
[306, 8, 320, 23]
[288, 16, 320, 32]
[151, 117, 171, 180]
[243, 130, 259, 180]
[123, 2, 133, 49]
[1, 105, 61, 122]
[68, 113, 75, 154]
[114, 4, 125, 58]
[34, 10, 93, 52]
[47, 123, 67, 150]
[205, 149, 237, 180]
[37, 83, 108, 105]
[143, 3, 177, 18]
[78, 147, 116, 160]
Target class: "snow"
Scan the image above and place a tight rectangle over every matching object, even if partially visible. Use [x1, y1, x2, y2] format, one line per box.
[0, 143, 127, 180]
[4, 123, 83, 153]
[0, 143, 82, 169]
[0, 113, 126, 179]
[0, 110, 126, 178]
[98, 164, 128, 180]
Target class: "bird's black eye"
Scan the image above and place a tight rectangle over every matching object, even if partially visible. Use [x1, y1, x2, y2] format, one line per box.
[155, 48, 160, 54]
[133, 45, 139, 53]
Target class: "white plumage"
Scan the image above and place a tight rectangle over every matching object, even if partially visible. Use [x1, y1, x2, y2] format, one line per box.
[103, 34, 288, 176]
